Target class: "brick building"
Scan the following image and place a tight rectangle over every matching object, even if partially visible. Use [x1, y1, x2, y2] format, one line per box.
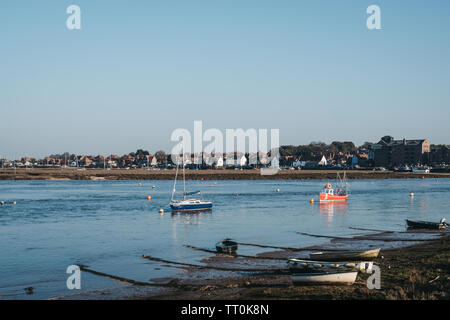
[430, 145, 450, 165]
[370, 136, 430, 167]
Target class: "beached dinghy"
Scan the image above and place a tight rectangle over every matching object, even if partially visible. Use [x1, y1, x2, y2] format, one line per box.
[287, 259, 374, 273]
[291, 271, 358, 285]
[406, 218, 447, 230]
[308, 248, 380, 261]
[215, 239, 238, 254]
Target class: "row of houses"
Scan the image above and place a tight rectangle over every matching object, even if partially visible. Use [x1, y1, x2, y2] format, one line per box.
[1, 137, 449, 170]
[0, 154, 159, 169]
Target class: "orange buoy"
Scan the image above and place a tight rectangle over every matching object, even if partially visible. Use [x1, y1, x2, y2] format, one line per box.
[12, 201, 17, 205]
[147, 195, 152, 200]
[310, 198, 314, 204]
[409, 193, 414, 197]
[421, 176, 425, 180]
[201, 178, 204, 181]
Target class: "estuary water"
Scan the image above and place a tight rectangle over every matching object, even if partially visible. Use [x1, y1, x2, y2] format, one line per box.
[1, 178, 449, 299]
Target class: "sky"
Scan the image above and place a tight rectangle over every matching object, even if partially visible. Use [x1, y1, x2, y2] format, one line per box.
[0, 0, 449, 159]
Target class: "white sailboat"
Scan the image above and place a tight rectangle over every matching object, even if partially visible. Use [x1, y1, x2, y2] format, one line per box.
[169, 162, 212, 212]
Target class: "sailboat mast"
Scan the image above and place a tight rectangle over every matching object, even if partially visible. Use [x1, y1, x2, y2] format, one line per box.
[183, 157, 186, 200]
[171, 164, 178, 201]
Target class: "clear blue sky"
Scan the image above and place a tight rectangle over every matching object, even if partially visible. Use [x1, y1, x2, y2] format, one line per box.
[1, 0, 449, 159]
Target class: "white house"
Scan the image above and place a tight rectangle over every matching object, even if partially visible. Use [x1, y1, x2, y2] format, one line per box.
[318, 155, 328, 166]
[239, 155, 247, 167]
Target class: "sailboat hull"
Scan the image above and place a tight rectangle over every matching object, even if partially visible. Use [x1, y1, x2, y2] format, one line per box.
[170, 201, 213, 212]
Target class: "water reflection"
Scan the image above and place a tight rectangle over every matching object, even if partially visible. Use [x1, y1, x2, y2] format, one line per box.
[171, 210, 212, 225]
[318, 202, 349, 222]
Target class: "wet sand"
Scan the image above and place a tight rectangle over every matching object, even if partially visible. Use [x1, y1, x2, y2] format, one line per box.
[1, 168, 449, 180]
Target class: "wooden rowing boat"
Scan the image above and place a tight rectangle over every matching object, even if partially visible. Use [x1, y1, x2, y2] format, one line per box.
[406, 219, 447, 230]
[291, 271, 358, 285]
[287, 258, 374, 273]
[308, 248, 380, 261]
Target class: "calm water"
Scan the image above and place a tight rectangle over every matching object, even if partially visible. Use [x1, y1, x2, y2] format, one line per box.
[1, 178, 449, 299]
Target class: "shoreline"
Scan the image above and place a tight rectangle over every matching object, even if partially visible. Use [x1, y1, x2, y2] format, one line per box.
[1, 168, 450, 181]
[138, 235, 450, 300]
[55, 233, 450, 300]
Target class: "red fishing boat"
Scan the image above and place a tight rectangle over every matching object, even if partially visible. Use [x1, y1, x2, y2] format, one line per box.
[319, 172, 349, 202]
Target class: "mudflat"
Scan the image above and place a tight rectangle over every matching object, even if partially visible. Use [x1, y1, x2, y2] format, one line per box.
[139, 236, 450, 300]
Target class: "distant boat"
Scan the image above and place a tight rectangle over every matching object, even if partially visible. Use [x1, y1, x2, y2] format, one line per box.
[308, 248, 380, 261]
[215, 238, 238, 254]
[170, 162, 212, 212]
[406, 218, 447, 230]
[319, 172, 349, 202]
[291, 271, 358, 285]
[287, 259, 374, 273]
[412, 167, 430, 173]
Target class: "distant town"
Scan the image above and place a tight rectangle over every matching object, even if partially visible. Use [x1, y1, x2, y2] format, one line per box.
[1, 136, 449, 172]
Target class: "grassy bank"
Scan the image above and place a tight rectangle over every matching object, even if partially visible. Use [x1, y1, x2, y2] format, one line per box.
[1, 168, 449, 181]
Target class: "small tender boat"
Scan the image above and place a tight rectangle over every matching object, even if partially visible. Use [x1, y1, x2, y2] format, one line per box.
[291, 271, 358, 285]
[287, 259, 374, 273]
[319, 172, 349, 202]
[215, 238, 238, 254]
[406, 218, 447, 230]
[309, 248, 380, 261]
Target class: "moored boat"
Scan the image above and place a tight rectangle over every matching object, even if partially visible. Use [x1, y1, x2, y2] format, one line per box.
[308, 248, 380, 261]
[406, 218, 447, 230]
[287, 258, 374, 273]
[412, 166, 430, 173]
[169, 161, 213, 213]
[319, 172, 349, 202]
[170, 198, 212, 212]
[215, 238, 238, 254]
[291, 271, 358, 285]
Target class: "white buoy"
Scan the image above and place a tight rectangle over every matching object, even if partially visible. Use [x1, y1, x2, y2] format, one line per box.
[159, 208, 164, 214]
